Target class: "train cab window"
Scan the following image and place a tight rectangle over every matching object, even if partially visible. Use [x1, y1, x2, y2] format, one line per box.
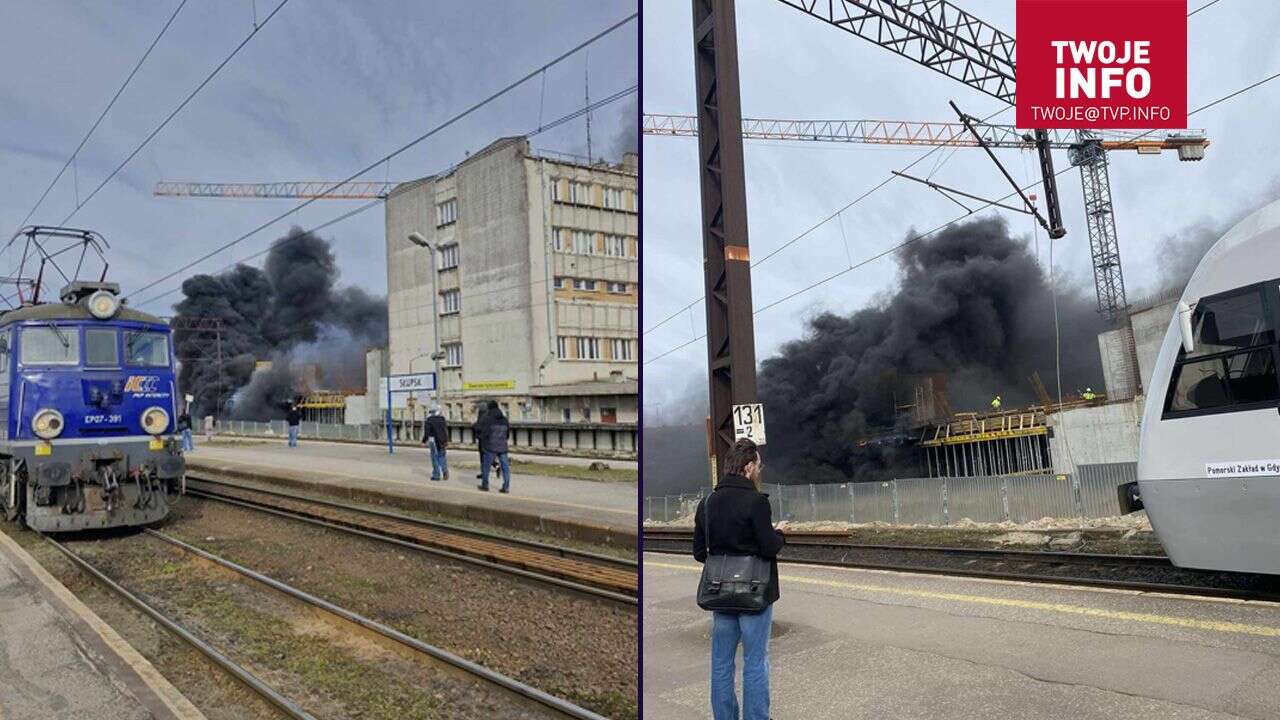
[124, 331, 169, 367]
[1164, 285, 1280, 417]
[84, 329, 119, 367]
[20, 326, 80, 366]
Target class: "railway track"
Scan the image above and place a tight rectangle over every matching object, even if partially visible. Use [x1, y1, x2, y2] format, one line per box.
[644, 528, 1280, 601]
[184, 475, 636, 604]
[47, 530, 610, 720]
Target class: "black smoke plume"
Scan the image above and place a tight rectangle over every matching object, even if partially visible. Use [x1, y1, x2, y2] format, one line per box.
[758, 217, 1106, 484]
[172, 228, 387, 420]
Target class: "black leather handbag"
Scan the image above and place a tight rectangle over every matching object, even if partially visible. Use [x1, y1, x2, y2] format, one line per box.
[695, 494, 772, 613]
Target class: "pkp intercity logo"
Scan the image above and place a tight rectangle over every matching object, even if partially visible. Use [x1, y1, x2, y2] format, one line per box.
[1016, 0, 1186, 129]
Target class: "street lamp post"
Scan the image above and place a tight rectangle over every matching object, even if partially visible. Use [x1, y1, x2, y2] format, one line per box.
[407, 232, 446, 414]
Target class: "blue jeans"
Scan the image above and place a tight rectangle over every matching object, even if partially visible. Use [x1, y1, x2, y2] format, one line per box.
[711, 604, 773, 720]
[181, 429, 194, 452]
[429, 441, 448, 479]
[288, 425, 299, 447]
[480, 451, 509, 491]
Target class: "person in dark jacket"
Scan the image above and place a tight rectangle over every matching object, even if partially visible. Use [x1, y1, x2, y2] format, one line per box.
[176, 409, 194, 452]
[475, 400, 511, 493]
[693, 438, 785, 720]
[421, 404, 449, 481]
[285, 401, 302, 448]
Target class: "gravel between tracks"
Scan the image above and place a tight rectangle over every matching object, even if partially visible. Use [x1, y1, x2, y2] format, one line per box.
[156, 495, 637, 719]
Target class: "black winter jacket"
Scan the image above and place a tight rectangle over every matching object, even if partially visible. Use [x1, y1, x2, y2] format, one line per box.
[692, 474, 786, 605]
[423, 415, 448, 448]
[176, 414, 192, 432]
[285, 407, 302, 426]
[476, 409, 509, 454]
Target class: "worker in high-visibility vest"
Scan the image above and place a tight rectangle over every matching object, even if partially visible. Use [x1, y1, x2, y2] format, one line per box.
[1082, 387, 1097, 401]
[991, 395, 1002, 411]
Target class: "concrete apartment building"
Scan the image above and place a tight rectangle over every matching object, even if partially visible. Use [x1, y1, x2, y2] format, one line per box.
[384, 136, 638, 426]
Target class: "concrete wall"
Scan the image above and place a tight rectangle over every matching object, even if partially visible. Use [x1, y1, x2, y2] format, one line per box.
[1047, 400, 1142, 474]
[1131, 300, 1176, 394]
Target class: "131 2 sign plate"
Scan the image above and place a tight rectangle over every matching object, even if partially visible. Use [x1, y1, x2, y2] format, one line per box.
[732, 403, 766, 445]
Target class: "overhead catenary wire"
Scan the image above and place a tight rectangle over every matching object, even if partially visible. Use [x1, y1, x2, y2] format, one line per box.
[644, 69, 1280, 366]
[124, 13, 637, 303]
[129, 85, 638, 311]
[55, 0, 293, 228]
[13, 0, 189, 234]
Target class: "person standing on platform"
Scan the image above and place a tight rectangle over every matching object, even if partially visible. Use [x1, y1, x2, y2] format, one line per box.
[693, 438, 785, 720]
[476, 400, 511, 493]
[286, 401, 302, 448]
[177, 408, 194, 452]
[422, 404, 449, 481]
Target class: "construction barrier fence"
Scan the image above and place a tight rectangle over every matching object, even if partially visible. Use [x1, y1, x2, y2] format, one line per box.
[643, 462, 1138, 525]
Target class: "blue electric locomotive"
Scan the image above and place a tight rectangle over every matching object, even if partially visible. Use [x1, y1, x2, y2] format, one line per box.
[0, 280, 185, 531]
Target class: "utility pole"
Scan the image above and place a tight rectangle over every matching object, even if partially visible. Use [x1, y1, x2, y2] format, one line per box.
[692, 0, 757, 476]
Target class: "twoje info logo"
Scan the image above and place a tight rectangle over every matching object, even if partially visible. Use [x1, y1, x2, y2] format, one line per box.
[1016, 0, 1186, 129]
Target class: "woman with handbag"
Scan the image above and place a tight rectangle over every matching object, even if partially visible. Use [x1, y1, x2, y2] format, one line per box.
[692, 437, 785, 720]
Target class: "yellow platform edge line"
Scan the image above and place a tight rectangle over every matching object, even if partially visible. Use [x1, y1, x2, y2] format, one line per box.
[646, 560, 1280, 638]
[0, 530, 208, 720]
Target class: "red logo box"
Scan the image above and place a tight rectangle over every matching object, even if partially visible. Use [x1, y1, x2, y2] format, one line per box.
[1016, 0, 1186, 128]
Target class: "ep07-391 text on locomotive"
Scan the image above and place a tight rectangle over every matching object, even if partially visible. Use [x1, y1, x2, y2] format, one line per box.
[1127, 197, 1280, 575]
[0, 280, 184, 532]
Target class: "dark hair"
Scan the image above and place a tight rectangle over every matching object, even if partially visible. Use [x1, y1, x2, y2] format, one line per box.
[721, 438, 760, 478]
[487, 400, 499, 410]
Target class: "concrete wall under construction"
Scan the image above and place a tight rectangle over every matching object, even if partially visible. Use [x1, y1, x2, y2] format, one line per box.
[1047, 401, 1142, 474]
[1131, 300, 1177, 393]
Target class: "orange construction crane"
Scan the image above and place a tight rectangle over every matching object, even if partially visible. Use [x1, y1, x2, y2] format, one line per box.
[153, 180, 398, 199]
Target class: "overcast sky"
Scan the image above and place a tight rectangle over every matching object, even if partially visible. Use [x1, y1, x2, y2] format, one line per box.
[2, 1, 636, 312]
[641, 0, 1280, 425]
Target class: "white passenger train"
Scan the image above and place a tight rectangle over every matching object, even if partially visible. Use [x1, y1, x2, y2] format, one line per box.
[1134, 197, 1280, 575]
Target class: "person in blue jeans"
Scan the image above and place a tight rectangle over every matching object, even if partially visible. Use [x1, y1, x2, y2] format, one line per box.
[693, 438, 786, 720]
[286, 401, 302, 448]
[176, 409, 194, 452]
[422, 404, 449, 481]
[475, 400, 510, 493]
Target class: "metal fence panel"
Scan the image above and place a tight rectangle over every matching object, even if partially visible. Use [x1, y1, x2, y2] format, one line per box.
[894, 478, 946, 525]
[813, 483, 853, 522]
[1076, 462, 1136, 518]
[850, 482, 896, 523]
[944, 475, 1007, 523]
[1005, 473, 1076, 523]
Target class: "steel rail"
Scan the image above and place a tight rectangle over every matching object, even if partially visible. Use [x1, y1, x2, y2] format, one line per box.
[43, 535, 319, 720]
[184, 483, 637, 605]
[145, 529, 608, 720]
[643, 532, 1280, 602]
[188, 474, 635, 568]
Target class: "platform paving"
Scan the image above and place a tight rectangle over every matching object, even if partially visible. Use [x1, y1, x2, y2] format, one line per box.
[0, 531, 204, 720]
[184, 439, 637, 546]
[644, 552, 1280, 719]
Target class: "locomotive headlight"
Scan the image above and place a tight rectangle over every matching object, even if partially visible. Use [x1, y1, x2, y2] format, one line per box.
[32, 409, 64, 440]
[141, 406, 170, 436]
[87, 289, 119, 319]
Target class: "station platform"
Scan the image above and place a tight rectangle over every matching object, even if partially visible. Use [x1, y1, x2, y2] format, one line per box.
[0, 531, 204, 720]
[183, 439, 637, 547]
[644, 553, 1280, 719]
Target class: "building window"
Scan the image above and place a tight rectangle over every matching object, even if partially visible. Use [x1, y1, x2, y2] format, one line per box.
[604, 234, 627, 257]
[582, 406, 592, 422]
[603, 187, 623, 209]
[572, 279, 596, 292]
[562, 407, 571, 422]
[607, 281, 628, 294]
[439, 243, 459, 269]
[435, 198, 457, 227]
[576, 337, 600, 360]
[551, 180, 563, 201]
[440, 289, 461, 315]
[444, 343, 463, 367]
[557, 336, 569, 358]
[611, 338, 634, 360]
[553, 277, 566, 289]
[552, 227, 567, 251]
[569, 181, 591, 204]
[572, 230, 595, 255]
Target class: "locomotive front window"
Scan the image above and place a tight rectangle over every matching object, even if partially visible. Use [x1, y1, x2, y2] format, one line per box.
[125, 331, 169, 367]
[85, 329, 119, 366]
[20, 325, 80, 365]
[1164, 284, 1280, 417]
